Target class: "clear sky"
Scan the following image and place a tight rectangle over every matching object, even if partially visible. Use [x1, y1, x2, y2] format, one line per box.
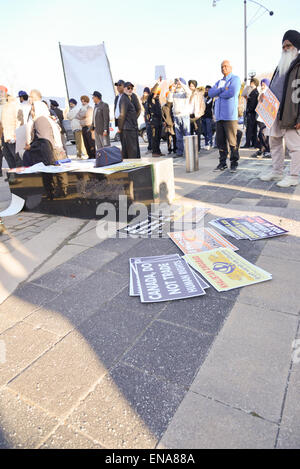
[1, 0, 299, 98]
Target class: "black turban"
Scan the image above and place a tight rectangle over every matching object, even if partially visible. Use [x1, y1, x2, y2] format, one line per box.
[282, 30, 300, 50]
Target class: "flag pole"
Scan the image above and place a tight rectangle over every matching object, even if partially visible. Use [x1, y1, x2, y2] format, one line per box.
[59, 42, 70, 102]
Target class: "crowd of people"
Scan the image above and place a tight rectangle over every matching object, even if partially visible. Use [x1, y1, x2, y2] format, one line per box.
[0, 29, 299, 188]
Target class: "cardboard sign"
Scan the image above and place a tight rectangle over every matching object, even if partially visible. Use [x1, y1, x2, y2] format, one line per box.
[256, 88, 280, 129]
[135, 257, 206, 303]
[210, 216, 288, 240]
[184, 248, 272, 292]
[168, 228, 238, 254]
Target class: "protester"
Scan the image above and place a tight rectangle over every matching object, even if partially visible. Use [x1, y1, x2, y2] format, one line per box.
[202, 86, 213, 150]
[76, 95, 95, 158]
[118, 82, 140, 158]
[91, 91, 110, 151]
[188, 80, 205, 152]
[251, 79, 271, 158]
[209, 60, 241, 172]
[162, 94, 177, 154]
[67, 98, 87, 159]
[148, 80, 165, 157]
[260, 30, 300, 187]
[50, 99, 67, 152]
[141, 87, 152, 154]
[114, 79, 125, 128]
[0, 94, 22, 168]
[242, 77, 259, 148]
[17, 91, 31, 125]
[23, 100, 57, 166]
[172, 78, 192, 157]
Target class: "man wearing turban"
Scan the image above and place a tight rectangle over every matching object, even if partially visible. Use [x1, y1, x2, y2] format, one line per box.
[260, 30, 300, 187]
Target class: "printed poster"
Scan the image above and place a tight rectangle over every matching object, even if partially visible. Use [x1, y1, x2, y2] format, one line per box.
[256, 88, 280, 129]
[168, 228, 238, 254]
[184, 248, 272, 292]
[135, 257, 206, 303]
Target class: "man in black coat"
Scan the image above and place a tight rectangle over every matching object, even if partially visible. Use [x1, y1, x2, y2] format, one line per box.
[91, 91, 110, 150]
[148, 80, 165, 156]
[243, 78, 259, 148]
[118, 82, 141, 158]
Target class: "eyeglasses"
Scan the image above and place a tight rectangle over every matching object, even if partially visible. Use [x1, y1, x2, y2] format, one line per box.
[126, 87, 134, 90]
[282, 43, 293, 50]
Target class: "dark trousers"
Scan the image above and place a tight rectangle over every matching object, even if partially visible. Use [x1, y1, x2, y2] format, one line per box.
[202, 117, 213, 146]
[151, 124, 162, 154]
[190, 117, 202, 150]
[82, 126, 95, 159]
[216, 120, 240, 167]
[257, 121, 270, 152]
[245, 112, 258, 147]
[2, 140, 22, 169]
[121, 129, 140, 159]
[146, 122, 152, 151]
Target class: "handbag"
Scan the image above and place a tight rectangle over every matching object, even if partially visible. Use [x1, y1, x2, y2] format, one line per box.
[95, 146, 123, 167]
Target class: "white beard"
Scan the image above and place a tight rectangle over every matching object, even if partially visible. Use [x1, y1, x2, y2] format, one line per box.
[278, 48, 298, 76]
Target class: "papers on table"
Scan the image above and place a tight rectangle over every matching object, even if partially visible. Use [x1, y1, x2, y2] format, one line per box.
[8, 160, 150, 176]
[129, 254, 209, 302]
[184, 248, 272, 292]
[209, 215, 288, 240]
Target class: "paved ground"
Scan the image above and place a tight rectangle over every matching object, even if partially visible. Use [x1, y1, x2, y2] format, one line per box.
[0, 140, 299, 449]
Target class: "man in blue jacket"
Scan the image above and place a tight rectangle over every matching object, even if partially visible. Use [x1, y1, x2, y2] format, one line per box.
[209, 60, 241, 172]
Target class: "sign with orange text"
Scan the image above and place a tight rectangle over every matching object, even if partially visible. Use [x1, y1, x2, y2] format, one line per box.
[256, 88, 280, 129]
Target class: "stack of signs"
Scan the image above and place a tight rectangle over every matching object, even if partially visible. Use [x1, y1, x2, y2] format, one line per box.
[119, 206, 210, 239]
[209, 215, 288, 240]
[129, 254, 209, 303]
[184, 248, 272, 292]
[118, 216, 167, 238]
[168, 227, 238, 254]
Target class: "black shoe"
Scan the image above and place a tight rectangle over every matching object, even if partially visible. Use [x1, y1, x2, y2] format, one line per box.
[263, 152, 271, 158]
[251, 150, 262, 158]
[230, 164, 238, 173]
[241, 144, 250, 149]
[213, 164, 228, 172]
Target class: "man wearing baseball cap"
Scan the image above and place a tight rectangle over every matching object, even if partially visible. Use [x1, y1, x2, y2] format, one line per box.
[260, 30, 300, 187]
[91, 91, 110, 150]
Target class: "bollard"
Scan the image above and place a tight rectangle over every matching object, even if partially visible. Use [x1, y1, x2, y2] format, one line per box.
[184, 135, 199, 172]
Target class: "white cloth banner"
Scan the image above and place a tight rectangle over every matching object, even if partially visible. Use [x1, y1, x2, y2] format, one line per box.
[59, 43, 116, 107]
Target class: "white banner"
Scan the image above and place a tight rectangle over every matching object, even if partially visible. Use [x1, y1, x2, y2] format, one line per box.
[59, 43, 116, 107]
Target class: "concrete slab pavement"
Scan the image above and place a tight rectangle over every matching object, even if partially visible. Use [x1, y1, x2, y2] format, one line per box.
[0, 142, 299, 449]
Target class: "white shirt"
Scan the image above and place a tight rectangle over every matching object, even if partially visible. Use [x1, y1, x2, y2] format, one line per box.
[115, 94, 122, 119]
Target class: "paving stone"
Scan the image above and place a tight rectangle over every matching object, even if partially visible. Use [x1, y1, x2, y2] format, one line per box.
[159, 294, 235, 335]
[27, 269, 128, 333]
[257, 197, 288, 208]
[277, 356, 300, 449]
[123, 320, 213, 386]
[67, 363, 186, 449]
[0, 283, 59, 333]
[31, 262, 94, 293]
[39, 425, 104, 449]
[76, 307, 153, 370]
[158, 392, 278, 449]
[191, 303, 298, 423]
[238, 255, 300, 315]
[8, 329, 106, 417]
[0, 321, 59, 386]
[66, 247, 118, 272]
[0, 387, 58, 449]
[104, 238, 176, 275]
[94, 236, 143, 254]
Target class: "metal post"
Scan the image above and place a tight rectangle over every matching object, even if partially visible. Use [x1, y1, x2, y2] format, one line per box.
[58, 42, 70, 103]
[184, 135, 199, 173]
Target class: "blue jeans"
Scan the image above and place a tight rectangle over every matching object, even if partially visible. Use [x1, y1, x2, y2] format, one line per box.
[202, 118, 213, 146]
[174, 115, 190, 155]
